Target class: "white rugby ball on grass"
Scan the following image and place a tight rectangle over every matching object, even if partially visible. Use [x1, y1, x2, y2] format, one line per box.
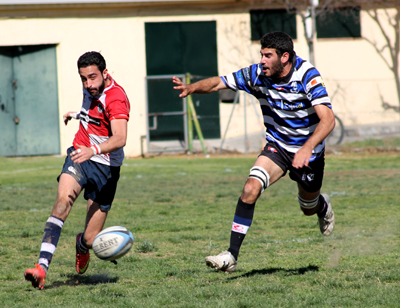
[92, 226, 134, 261]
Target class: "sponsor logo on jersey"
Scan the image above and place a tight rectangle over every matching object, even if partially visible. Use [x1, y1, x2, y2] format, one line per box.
[306, 76, 324, 92]
[290, 81, 299, 93]
[97, 103, 104, 114]
[284, 102, 305, 110]
[276, 87, 285, 91]
[80, 111, 101, 126]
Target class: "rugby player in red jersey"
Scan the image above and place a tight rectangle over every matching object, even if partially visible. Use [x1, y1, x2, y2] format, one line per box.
[25, 51, 130, 289]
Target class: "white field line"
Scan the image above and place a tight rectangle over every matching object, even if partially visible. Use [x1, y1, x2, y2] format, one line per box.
[0, 166, 58, 175]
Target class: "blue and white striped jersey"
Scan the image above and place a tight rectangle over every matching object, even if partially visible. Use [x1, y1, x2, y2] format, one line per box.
[221, 55, 331, 160]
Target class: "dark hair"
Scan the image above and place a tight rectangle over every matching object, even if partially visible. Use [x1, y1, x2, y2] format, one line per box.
[77, 51, 106, 72]
[260, 32, 294, 61]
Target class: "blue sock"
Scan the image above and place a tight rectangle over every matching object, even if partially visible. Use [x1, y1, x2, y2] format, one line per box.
[38, 215, 64, 273]
[228, 198, 255, 260]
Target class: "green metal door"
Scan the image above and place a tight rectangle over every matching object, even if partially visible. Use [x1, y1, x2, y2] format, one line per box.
[0, 45, 60, 156]
[145, 21, 220, 142]
[0, 52, 16, 156]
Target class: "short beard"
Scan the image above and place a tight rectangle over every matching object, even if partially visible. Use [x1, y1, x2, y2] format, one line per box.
[90, 79, 105, 97]
[270, 59, 284, 79]
[98, 79, 105, 95]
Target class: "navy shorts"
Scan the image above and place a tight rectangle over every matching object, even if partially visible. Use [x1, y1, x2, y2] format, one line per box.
[259, 141, 325, 193]
[58, 146, 120, 211]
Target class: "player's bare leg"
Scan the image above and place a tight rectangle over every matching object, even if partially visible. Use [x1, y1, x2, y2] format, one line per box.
[206, 156, 284, 272]
[241, 155, 284, 203]
[76, 200, 108, 274]
[298, 184, 335, 235]
[25, 174, 81, 288]
[51, 173, 82, 220]
[82, 200, 108, 247]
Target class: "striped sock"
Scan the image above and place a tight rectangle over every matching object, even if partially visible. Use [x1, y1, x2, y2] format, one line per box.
[228, 198, 255, 260]
[38, 215, 64, 273]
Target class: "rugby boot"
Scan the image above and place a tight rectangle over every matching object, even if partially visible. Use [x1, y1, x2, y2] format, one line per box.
[24, 263, 46, 290]
[318, 194, 335, 236]
[76, 233, 90, 274]
[205, 250, 237, 273]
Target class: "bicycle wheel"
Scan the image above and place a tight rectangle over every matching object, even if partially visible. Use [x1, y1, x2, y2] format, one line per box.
[326, 115, 344, 146]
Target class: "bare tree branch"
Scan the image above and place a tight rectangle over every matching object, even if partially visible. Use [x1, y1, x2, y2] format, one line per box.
[365, 9, 395, 70]
[250, 0, 400, 109]
[363, 36, 392, 69]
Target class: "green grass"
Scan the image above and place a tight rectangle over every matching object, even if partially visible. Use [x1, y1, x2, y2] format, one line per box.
[0, 146, 400, 307]
[337, 136, 400, 153]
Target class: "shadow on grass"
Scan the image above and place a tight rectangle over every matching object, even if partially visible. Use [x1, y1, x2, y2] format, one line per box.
[228, 265, 319, 280]
[46, 273, 119, 289]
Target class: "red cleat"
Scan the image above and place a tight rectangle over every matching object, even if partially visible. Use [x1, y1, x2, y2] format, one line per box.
[24, 263, 46, 290]
[76, 233, 90, 274]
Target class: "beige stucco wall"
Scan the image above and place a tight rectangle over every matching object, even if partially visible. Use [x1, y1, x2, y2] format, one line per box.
[0, 5, 398, 156]
[0, 17, 147, 157]
[215, 8, 400, 134]
[314, 9, 400, 126]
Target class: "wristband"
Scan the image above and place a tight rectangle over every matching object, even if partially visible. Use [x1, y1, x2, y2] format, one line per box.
[90, 146, 97, 156]
[94, 144, 101, 154]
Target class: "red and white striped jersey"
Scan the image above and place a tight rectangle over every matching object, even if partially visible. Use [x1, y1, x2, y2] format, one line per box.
[73, 75, 130, 166]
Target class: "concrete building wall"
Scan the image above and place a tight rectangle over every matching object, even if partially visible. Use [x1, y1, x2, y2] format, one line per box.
[315, 9, 400, 127]
[0, 2, 398, 156]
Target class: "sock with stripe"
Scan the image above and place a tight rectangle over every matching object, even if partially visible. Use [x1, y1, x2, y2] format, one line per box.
[38, 215, 64, 273]
[228, 198, 255, 261]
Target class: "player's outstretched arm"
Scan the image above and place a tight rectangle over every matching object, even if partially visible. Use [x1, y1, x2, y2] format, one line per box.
[172, 76, 227, 98]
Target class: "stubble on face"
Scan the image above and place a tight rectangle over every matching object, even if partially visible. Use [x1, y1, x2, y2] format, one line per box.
[89, 79, 105, 97]
[268, 58, 284, 79]
[260, 48, 285, 79]
[79, 65, 106, 97]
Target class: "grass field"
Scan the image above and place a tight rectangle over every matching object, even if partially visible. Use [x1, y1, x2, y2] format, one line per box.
[1, 140, 400, 307]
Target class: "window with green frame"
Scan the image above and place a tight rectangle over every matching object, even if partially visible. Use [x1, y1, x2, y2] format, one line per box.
[250, 9, 297, 41]
[317, 7, 361, 38]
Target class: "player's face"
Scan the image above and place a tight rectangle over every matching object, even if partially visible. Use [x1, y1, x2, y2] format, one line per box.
[260, 48, 284, 78]
[79, 65, 108, 97]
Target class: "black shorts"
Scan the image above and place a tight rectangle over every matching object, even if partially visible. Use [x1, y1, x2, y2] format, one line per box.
[259, 141, 325, 193]
[58, 146, 120, 211]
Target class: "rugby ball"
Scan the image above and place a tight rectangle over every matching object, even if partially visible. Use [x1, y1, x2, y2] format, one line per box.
[92, 226, 134, 261]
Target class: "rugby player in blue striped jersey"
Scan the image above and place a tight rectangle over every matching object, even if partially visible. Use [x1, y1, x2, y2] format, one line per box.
[173, 31, 335, 273]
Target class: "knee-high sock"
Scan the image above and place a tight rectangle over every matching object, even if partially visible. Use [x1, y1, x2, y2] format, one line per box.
[38, 215, 64, 273]
[228, 198, 255, 260]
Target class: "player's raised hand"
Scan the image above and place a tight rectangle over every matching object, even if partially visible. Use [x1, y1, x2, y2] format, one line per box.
[63, 111, 79, 126]
[70, 144, 93, 163]
[172, 76, 191, 98]
[63, 112, 72, 125]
